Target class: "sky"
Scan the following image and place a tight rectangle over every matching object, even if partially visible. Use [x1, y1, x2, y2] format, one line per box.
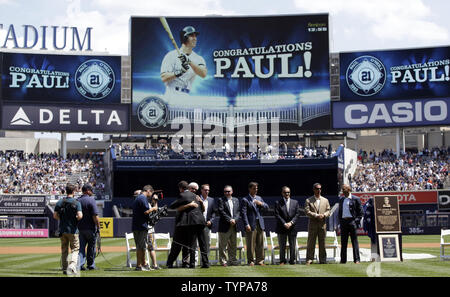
[1, 0, 450, 139]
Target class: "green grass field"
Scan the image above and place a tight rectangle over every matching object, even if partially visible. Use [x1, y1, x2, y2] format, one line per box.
[0, 235, 449, 277]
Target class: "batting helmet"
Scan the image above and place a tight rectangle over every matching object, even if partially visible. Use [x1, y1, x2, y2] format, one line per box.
[180, 26, 199, 44]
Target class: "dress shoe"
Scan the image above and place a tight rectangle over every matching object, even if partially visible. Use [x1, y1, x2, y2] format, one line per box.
[201, 265, 210, 268]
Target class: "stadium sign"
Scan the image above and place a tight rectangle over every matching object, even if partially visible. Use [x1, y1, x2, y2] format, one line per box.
[0, 24, 92, 51]
[0, 229, 49, 238]
[353, 191, 438, 205]
[339, 46, 450, 101]
[131, 14, 331, 132]
[332, 98, 450, 129]
[438, 190, 450, 211]
[1, 103, 129, 132]
[0, 195, 47, 215]
[1, 52, 121, 104]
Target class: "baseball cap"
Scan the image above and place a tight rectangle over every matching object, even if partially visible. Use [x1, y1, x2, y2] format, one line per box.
[82, 183, 94, 193]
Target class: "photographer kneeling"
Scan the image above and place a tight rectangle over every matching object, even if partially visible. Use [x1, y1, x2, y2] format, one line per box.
[132, 185, 160, 271]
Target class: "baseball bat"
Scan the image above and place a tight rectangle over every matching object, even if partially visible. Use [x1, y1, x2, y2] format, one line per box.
[159, 17, 181, 55]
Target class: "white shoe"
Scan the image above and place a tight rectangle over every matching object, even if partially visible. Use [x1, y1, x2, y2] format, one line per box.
[67, 263, 79, 276]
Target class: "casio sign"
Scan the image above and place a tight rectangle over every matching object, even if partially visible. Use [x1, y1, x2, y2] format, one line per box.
[345, 100, 447, 125]
[334, 99, 449, 129]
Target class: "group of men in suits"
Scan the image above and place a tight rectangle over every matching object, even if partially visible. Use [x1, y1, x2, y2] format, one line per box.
[161, 180, 364, 268]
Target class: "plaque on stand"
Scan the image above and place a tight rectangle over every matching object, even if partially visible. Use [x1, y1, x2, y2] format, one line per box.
[374, 195, 402, 262]
[378, 234, 401, 262]
[374, 195, 401, 233]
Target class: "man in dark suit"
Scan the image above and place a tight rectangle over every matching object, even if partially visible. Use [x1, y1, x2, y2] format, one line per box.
[217, 185, 240, 266]
[199, 184, 215, 259]
[166, 181, 209, 268]
[274, 186, 300, 265]
[241, 181, 269, 266]
[338, 184, 363, 264]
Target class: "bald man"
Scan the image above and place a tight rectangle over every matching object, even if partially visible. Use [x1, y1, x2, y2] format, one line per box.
[338, 184, 363, 264]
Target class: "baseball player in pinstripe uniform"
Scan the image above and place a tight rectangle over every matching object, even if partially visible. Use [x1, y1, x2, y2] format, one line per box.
[160, 26, 207, 106]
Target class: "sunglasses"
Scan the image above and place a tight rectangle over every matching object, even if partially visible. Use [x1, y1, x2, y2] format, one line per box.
[224, 191, 231, 193]
[283, 192, 290, 194]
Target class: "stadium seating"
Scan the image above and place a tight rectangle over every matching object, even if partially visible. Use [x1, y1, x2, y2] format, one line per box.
[125, 232, 150, 268]
[440, 229, 450, 260]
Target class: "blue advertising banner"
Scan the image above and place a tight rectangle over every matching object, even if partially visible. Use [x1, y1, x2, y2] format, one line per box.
[131, 15, 331, 132]
[339, 46, 450, 101]
[332, 98, 450, 129]
[1, 102, 129, 132]
[1, 52, 121, 104]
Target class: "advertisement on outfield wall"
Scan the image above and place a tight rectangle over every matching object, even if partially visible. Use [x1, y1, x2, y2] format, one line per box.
[0, 229, 49, 238]
[1, 52, 121, 104]
[332, 98, 450, 129]
[353, 191, 438, 205]
[130, 14, 331, 132]
[0, 195, 47, 215]
[339, 46, 450, 101]
[438, 190, 450, 211]
[1, 102, 129, 132]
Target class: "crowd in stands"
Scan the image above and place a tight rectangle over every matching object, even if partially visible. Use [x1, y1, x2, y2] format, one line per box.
[114, 142, 334, 160]
[1, 144, 448, 196]
[0, 150, 106, 196]
[351, 147, 449, 192]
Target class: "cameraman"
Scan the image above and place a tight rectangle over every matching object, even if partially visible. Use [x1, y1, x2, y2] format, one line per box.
[131, 185, 158, 271]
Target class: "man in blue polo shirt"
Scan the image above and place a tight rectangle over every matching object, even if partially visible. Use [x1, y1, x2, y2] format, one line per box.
[132, 185, 158, 271]
[78, 183, 101, 271]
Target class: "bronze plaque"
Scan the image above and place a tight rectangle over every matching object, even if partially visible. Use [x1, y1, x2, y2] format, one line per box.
[374, 195, 401, 233]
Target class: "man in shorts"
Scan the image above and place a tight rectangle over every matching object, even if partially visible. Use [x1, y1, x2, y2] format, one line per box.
[132, 185, 158, 271]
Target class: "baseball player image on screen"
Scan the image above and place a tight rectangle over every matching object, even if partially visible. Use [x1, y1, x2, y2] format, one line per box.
[160, 26, 207, 106]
